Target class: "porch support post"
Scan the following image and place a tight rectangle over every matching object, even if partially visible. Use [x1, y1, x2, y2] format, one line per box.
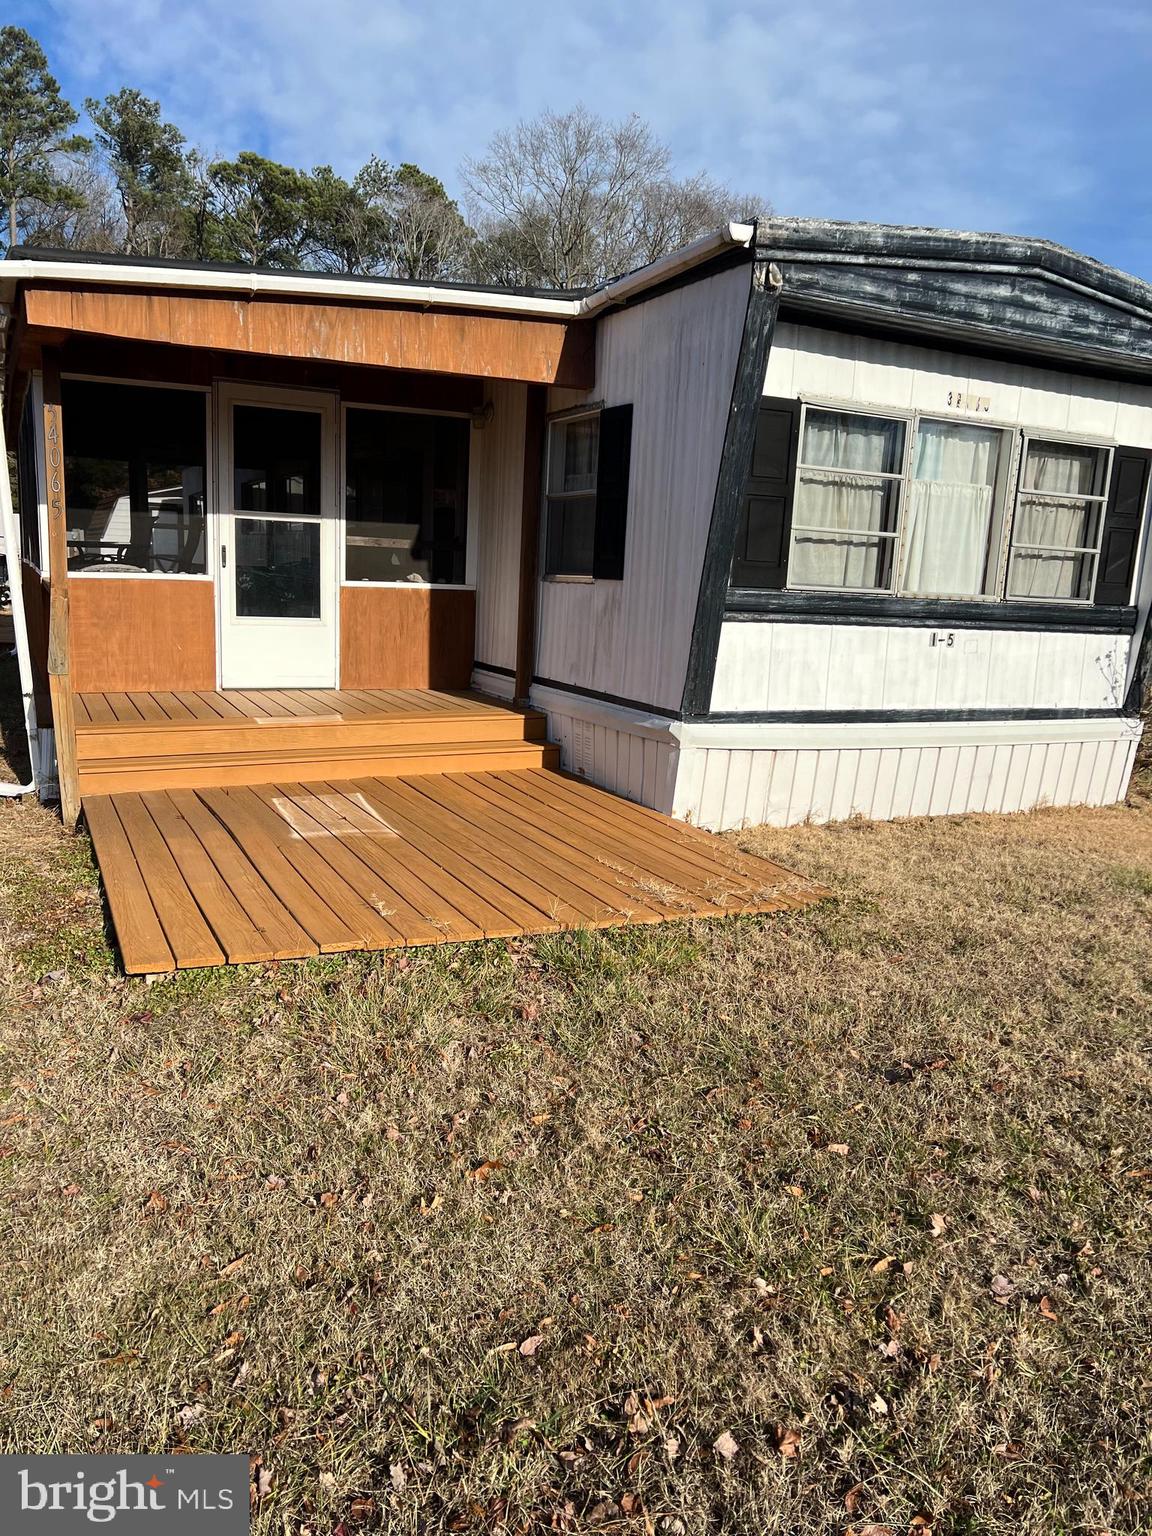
[41, 349, 80, 829]
[515, 384, 547, 704]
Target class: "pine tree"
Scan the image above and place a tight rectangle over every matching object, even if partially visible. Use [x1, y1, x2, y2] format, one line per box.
[0, 26, 89, 251]
[85, 87, 189, 256]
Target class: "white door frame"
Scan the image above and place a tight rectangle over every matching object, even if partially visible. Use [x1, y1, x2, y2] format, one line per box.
[214, 381, 340, 689]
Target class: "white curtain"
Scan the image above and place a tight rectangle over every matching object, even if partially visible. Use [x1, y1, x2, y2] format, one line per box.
[802, 411, 902, 474]
[1008, 442, 1102, 599]
[792, 412, 901, 588]
[902, 421, 999, 596]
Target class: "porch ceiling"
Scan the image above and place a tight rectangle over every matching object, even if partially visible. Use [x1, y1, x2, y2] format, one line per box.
[19, 281, 596, 388]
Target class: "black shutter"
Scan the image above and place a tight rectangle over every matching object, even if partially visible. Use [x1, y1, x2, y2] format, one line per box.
[592, 403, 633, 580]
[730, 396, 801, 590]
[1095, 445, 1152, 606]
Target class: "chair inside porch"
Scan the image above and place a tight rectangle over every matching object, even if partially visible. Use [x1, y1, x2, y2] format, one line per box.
[74, 686, 829, 975]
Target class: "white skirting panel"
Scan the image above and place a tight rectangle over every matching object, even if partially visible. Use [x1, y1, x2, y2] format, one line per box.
[470, 666, 516, 702]
[672, 720, 1142, 830]
[529, 684, 679, 814]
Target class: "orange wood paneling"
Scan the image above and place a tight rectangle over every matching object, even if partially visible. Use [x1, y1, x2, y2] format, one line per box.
[69, 577, 216, 693]
[48, 337, 486, 412]
[340, 586, 475, 691]
[23, 285, 596, 389]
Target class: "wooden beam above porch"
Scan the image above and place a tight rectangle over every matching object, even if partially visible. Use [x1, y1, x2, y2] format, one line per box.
[20, 281, 597, 389]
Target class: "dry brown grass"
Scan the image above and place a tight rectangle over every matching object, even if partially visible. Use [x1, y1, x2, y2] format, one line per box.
[1, 662, 1150, 1533]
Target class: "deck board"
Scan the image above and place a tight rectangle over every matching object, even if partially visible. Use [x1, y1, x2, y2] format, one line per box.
[81, 767, 828, 974]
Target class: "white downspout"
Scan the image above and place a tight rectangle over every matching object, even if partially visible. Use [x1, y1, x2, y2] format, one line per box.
[0, 393, 38, 797]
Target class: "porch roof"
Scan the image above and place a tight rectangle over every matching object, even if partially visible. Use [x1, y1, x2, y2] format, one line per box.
[1, 223, 755, 389]
[0, 222, 755, 319]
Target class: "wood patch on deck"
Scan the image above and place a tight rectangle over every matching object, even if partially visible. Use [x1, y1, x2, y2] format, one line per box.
[83, 768, 830, 974]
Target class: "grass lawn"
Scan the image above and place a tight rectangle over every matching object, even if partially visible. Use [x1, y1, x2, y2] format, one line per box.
[1, 662, 1150, 1534]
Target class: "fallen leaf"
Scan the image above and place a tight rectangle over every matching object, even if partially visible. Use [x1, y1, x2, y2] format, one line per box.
[1038, 1294, 1059, 1321]
[467, 1160, 503, 1182]
[989, 1274, 1016, 1304]
[928, 1212, 947, 1237]
[784, 1185, 805, 1200]
[774, 1425, 802, 1458]
[175, 1403, 204, 1429]
[827, 1143, 849, 1156]
[218, 1253, 251, 1279]
[389, 1464, 406, 1492]
[264, 1174, 286, 1190]
[518, 1334, 545, 1357]
[144, 1190, 169, 1214]
[713, 1430, 740, 1460]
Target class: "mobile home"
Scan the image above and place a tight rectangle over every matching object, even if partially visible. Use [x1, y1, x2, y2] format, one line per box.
[1, 219, 1148, 965]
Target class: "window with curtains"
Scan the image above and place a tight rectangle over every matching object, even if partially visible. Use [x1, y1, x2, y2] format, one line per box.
[789, 406, 1011, 598]
[733, 396, 1149, 606]
[1006, 439, 1110, 601]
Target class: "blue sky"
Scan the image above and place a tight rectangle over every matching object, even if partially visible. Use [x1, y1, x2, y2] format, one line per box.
[13, 0, 1152, 279]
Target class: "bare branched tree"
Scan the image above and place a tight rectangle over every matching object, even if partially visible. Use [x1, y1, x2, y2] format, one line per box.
[18, 150, 122, 251]
[462, 106, 767, 289]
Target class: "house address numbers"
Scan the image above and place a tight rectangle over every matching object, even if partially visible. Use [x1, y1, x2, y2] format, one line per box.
[946, 389, 992, 412]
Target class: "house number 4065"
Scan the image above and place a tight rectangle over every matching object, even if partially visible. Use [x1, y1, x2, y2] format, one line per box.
[930, 632, 955, 647]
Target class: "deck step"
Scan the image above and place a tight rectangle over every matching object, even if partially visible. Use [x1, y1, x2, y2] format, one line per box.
[77, 738, 560, 796]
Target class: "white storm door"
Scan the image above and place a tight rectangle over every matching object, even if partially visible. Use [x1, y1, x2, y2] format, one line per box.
[216, 385, 338, 688]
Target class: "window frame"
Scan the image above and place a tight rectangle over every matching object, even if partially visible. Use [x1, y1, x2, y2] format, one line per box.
[787, 401, 912, 597]
[59, 372, 214, 582]
[338, 399, 477, 591]
[1004, 432, 1114, 606]
[784, 398, 1122, 607]
[543, 403, 603, 582]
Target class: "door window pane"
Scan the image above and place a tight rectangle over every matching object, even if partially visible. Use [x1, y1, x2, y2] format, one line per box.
[235, 518, 321, 617]
[344, 409, 469, 583]
[234, 405, 321, 515]
[62, 380, 207, 573]
[902, 420, 1004, 596]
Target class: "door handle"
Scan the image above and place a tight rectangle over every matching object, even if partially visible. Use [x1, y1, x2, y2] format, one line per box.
[221, 544, 227, 569]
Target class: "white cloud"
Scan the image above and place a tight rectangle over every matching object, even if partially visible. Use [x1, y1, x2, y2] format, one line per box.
[30, 0, 1150, 265]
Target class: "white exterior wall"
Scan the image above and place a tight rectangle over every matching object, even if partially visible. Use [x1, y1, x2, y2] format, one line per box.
[712, 623, 1131, 714]
[471, 379, 527, 681]
[534, 262, 750, 713]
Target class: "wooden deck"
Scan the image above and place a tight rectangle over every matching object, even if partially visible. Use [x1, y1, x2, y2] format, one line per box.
[73, 688, 557, 795]
[73, 687, 526, 725]
[82, 767, 828, 974]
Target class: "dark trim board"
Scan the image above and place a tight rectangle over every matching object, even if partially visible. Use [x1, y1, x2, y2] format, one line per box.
[527, 678, 1136, 732]
[473, 661, 515, 678]
[724, 591, 1139, 634]
[532, 676, 680, 719]
[698, 707, 1136, 726]
[682, 248, 783, 716]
